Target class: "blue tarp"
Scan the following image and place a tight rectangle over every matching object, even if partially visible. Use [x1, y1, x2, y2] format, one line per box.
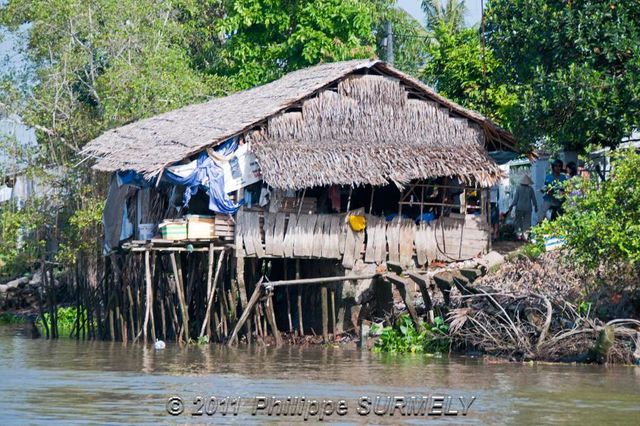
[115, 137, 243, 215]
[161, 137, 242, 215]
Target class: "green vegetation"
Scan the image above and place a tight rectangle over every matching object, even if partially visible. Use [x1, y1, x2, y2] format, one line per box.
[511, 243, 545, 262]
[0, 312, 25, 325]
[212, 0, 390, 89]
[0, 197, 51, 277]
[373, 315, 450, 354]
[0, 0, 401, 279]
[37, 306, 91, 337]
[421, 0, 466, 31]
[535, 149, 640, 268]
[420, 21, 516, 125]
[487, 0, 640, 151]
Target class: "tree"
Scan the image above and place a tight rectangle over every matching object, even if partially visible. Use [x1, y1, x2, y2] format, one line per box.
[421, 0, 466, 31]
[487, 0, 640, 152]
[420, 22, 516, 126]
[0, 0, 229, 164]
[0, 0, 230, 272]
[536, 149, 640, 269]
[212, 0, 391, 89]
[376, 7, 430, 76]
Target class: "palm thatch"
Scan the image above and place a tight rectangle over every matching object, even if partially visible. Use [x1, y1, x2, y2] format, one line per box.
[248, 74, 503, 188]
[81, 59, 514, 187]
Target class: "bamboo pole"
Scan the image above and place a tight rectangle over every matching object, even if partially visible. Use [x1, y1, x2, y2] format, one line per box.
[284, 260, 293, 333]
[369, 187, 375, 214]
[321, 285, 329, 342]
[139, 250, 152, 343]
[296, 260, 303, 336]
[170, 252, 189, 342]
[228, 279, 264, 345]
[267, 273, 380, 287]
[265, 292, 283, 346]
[199, 250, 226, 338]
[330, 287, 336, 336]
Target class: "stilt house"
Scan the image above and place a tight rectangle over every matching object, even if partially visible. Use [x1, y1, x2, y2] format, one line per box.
[81, 60, 515, 343]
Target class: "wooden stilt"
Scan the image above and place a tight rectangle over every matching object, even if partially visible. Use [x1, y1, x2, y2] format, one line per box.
[228, 279, 264, 345]
[170, 252, 189, 343]
[265, 292, 283, 346]
[149, 253, 157, 342]
[139, 249, 152, 343]
[330, 287, 336, 336]
[386, 274, 421, 327]
[235, 255, 251, 337]
[200, 250, 226, 338]
[236, 256, 248, 308]
[284, 260, 293, 333]
[321, 285, 329, 342]
[296, 260, 303, 336]
[126, 285, 135, 340]
[205, 244, 215, 337]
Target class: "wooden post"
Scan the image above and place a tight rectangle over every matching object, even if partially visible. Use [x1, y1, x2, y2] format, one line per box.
[141, 249, 152, 343]
[236, 256, 250, 333]
[170, 252, 189, 342]
[149, 253, 157, 342]
[321, 285, 329, 342]
[228, 279, 263, 345]
[265, 292, 283, 346]
[386, 274, 421, 327]
[200, 250, 226, 338]
[284, 259, 293, 333]
[369, 187, 375, 214]
[295, 259, 303, 336]
[406, 272, 434, 321]
[330, 287, 336, 336]
[345, 187, 353, 212]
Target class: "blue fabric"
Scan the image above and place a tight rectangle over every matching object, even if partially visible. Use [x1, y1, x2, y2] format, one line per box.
[543, 173, 568, 203]
[116, 137, 242, 215]
[162, 145, 242, 215]
[214, 137, 239, 156]
[117, 170, 152, 187]
[416, 212, 436, 223]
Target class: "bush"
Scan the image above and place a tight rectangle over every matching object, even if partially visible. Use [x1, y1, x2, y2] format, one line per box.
[534, 149, 640, 269]
[372, 315, 450, 354]
[514, 243, 545, 261]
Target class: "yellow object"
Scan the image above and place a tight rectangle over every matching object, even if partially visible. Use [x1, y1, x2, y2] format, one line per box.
[348, 215, 366, 231]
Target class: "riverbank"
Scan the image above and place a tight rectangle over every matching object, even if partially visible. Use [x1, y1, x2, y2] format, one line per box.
[2, 246, 639, 365]
[441, 250, 640, 365]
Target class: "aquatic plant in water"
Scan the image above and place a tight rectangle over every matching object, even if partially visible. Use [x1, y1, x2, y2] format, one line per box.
[372, 315, 450, 354]
[0, 313, 25, 325]
[37, 307, 92, 337]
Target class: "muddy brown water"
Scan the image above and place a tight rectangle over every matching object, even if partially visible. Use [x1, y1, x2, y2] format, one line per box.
[0, 325, 639, 425]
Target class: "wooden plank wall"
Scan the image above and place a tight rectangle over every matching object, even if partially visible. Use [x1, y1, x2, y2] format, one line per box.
[235, 211, 489, 265]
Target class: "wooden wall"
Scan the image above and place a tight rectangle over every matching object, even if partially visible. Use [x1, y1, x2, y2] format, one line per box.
[235, 210, 490, 268]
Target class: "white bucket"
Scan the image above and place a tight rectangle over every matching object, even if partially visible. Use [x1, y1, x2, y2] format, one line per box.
[138, 223, 155, 240]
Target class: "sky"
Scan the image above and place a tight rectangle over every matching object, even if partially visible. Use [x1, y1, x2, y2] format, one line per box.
[397, 0, 483, 27]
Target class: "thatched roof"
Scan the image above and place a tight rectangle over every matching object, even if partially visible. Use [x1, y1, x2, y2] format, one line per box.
[82, 59, 514, 187]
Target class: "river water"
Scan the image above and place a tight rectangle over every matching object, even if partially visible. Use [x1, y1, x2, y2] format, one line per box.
[0, 325, 639, 425]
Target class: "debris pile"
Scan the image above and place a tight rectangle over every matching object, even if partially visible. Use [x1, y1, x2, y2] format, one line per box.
[443, 252, 640, 364]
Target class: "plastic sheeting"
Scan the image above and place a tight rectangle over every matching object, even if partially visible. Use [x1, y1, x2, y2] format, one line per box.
[114, 138, 243, 215]
[103, 175, 133, 254]
[162, 137, 242, 215]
